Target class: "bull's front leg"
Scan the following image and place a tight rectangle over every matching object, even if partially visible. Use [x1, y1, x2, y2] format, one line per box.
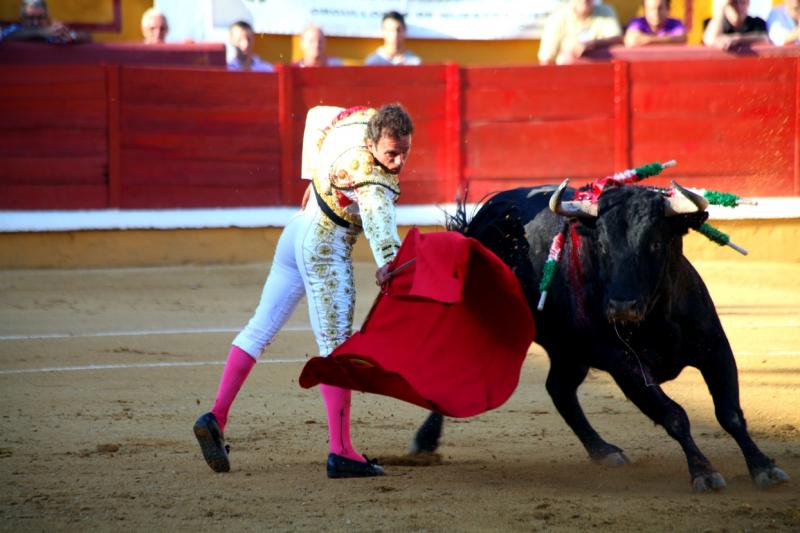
[608, 364, 725, 492]
[698, 350, 790, 489]
[546, 359, 630, 466]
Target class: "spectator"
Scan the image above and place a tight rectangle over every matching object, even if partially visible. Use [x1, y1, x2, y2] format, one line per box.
[703, 0, 768, 50]
[624, 0, 688, 46]
[140, 7, 168, 44]
[767, 0, 800, 45]
[365, 11, 421, 65]
[227, 20, 274, 72]
[538, 0, 623, 65]
[1, 0, 91, 44]
[295, 24, 343, 67]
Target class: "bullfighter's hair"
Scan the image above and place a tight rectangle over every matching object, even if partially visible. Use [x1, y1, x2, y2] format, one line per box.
[367, 103, 414, 143]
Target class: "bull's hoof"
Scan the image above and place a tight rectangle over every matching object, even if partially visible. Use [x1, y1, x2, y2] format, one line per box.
[753, 466, 790, 489]
[691, 472, 726, 492]
[594, 451, 630, 467]
[409, 412, 443, 454]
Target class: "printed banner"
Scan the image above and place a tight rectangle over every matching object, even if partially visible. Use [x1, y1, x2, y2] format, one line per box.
[198, 0, 570, 40]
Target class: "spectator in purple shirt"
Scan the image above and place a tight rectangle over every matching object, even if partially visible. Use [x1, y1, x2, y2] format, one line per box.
[624, 0, 687, 46]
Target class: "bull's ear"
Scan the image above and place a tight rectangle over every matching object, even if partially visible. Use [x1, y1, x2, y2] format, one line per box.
[669, 211, 709, 236]
[550, 179, 597, 219]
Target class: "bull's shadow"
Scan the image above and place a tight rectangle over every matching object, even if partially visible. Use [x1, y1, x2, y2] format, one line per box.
[410, 182, 789, 492]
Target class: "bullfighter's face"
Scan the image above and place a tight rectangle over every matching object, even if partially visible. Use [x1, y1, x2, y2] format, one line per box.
[367, 133, 412, 174]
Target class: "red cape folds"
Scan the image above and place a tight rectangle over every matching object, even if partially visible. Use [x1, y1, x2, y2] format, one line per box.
[298, 228, 536, 418]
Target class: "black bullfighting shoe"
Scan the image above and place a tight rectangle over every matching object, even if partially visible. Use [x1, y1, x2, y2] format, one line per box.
[193, 412, 231, 473]
[326, 453, 385, 479]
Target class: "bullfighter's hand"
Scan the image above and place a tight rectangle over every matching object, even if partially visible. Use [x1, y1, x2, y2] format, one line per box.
[375, 264, 392, 285]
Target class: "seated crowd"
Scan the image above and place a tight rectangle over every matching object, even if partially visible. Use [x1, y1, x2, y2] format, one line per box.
[540, 0, 797, 65]
[1, 0, 798, 69]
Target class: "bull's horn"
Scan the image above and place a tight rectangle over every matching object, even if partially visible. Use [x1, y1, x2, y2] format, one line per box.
[549, 179, 598, 218]
[665, 180, 709, 216]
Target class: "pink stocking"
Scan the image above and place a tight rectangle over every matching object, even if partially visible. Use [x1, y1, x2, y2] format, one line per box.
[320, 384, 364, 462]
[210, 345, 256, 432]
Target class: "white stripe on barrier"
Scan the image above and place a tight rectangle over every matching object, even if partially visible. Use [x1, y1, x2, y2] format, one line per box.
[1, 199, 797, 233]
[0, 204, 465, 232]
[0, 358, 308, 375]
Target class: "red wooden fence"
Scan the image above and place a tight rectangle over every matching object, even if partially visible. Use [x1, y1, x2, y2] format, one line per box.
[1, 56, 798, 210]
[628, 57, 798, 195]
[1, 65, 109, 209]
[117, 66, 281, 208]
[462, 63, 617, 200]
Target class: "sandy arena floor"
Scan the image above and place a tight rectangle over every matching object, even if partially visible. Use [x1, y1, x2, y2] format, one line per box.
[0, 259, 798, 532]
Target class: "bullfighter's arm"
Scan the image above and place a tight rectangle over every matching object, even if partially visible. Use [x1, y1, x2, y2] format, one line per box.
[356, 184, 401, 268]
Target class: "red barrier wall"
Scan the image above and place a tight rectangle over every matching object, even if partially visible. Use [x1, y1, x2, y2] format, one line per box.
[462, 63, 617, 200]
[1, 55, 798, 210]
[116, 66, 281, 208]
[627, 57, 798, 196]
[0, 65, 109, 209]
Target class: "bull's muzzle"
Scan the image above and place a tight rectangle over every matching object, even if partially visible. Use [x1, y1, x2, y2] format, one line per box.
[607, 299, 645, 323]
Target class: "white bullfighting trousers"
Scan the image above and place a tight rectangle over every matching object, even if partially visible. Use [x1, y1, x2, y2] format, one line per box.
[232, 199, 358, 359]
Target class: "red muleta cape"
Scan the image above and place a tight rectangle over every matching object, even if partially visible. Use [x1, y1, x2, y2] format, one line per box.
[298, 228, 536, 418]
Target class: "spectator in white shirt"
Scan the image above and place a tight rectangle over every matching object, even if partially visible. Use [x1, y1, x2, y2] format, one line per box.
[767, 0, 800, 45]
[295, 24, 343, 67]
[141, 7, 168, 44]
[365, 11, 421, 66]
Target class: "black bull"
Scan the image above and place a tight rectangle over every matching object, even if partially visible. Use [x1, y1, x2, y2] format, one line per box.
[409, 182, 789, 491]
